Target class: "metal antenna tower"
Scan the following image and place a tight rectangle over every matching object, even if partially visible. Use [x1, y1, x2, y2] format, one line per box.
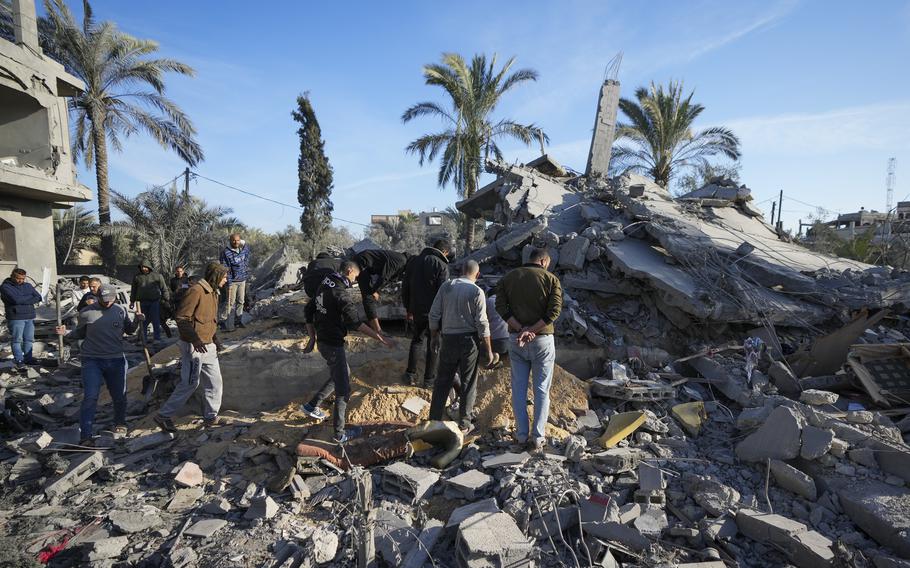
[603, 52, 623, 83]
[886, 157, 896, 211]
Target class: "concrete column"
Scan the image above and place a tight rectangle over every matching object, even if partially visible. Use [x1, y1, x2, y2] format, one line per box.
[585, 79, 620, 178]
[12, 0, 40, 51]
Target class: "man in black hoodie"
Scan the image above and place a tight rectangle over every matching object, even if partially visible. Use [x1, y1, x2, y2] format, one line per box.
[402, 239, 451, 388]
[351, 249, 409, 333]
[300, 261, 395, 443]
[303, 251, 344, 298]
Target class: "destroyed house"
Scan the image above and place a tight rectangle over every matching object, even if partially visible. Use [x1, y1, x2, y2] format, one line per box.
[0, 0, 91, 281]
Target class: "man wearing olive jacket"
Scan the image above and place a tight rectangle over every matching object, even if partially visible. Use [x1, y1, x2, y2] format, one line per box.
[154, 263, 228, 432]
[495, 247, 562, 453]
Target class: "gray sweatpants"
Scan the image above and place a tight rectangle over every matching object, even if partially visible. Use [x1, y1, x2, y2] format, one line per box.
[159, 340, 223, 420]
[222, 280, 247, 330]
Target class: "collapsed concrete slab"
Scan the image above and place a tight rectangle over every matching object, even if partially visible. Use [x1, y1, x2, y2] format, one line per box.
[839, 479, 910, 559]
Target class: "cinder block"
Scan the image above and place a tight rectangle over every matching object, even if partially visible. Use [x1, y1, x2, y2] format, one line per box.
[45, 452, 103, 499]
[455, 511, 533, 568]
[382, 462, 439, 504]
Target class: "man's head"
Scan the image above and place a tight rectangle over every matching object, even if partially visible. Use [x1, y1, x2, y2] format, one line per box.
[97, 284, 118, 308]
[340, 260, 360, 282]
[204, 263, 229, 290]
[89, 277, 102, 293]
[229, 233, 242, 249]
[79, 275, 90, 289]
[528, 247, 551, 270]
[175, 265, 185, 277]
[461, 260, 480, 282]
[138, 260, 151, 274]
[10, 268, 26, 284]
[432, 238, 452, 258]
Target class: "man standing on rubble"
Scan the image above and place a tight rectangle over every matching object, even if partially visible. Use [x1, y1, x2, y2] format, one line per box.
[1, 268, 42, 370]
[351, 248, 409, 334]
[495, 248, 562, 453]
[56, 284, 143, 445]
[220, 233, 252, 331]
[130, 259, 170, 345]
[428, 260, 491, 434]
[300, 261, 396, 443]
[154, 263, 228, 433]
[402, 239, 451, 388]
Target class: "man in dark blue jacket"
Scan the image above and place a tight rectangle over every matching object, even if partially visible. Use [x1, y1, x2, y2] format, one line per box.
[219, 233, 252, 331]
[402, 239, 451, 388]
[1, 268, 42, 370]
[300, 261, 395, 443]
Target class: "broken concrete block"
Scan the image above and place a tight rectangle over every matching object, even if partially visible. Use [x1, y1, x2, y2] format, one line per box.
[638, 462, 665, 491]
[736, 508, 834, 568]
[581, 521, 650, 552]
[108, 509, 163, 534]
[244, 495, 279, 519]
[401, 520, 444, 568]
[736, 405, 775, 430]
[770, 460, 817, 500]
[9, 456, 42, 482]
[481, 451, 530, 469]
[563, 434, 587, 462]
[166, 486, 204, 513]
[173, 461, 204, 487]
[633, 507, 668, 538]
[127, 431, 175, 453]
[20, 431, 53, 452]
[829, 437, 849, 457]
[592, 448, 640, 474]
[800, 425, 835, 460]
[185, 519, 227, 538]
[312, 528, 339, 564]
[445, 469, 492, 500]
[581, 493, 620, 524]
[800, 389, 838, 405]
[558, 236, 590, 270]
[686, 475, 740, 517]
[618, 502, 642, 525]
[401, 396, 429, 416]
[768, 361, 801, 396]
[84, 535, 129, 562]
[202, 497, 231, 515]
[846, 410, 874, 424]
[527, 505, 579, 540]
[455, 511, 532, 568]
[289, 475, 311, 501]
[700, 516, 738, 541]
[839, 479, 910, 559]
[736, 406, 803, 462]
[446, 498, 500, 530]
[381, 462, 440, 504]
[849, 447, 879, 468]
[45, 451, 103, 499]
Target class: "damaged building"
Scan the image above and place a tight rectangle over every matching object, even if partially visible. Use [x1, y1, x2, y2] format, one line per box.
[0, 0, 91, 280]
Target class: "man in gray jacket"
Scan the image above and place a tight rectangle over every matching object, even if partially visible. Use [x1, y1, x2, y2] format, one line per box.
[428, 260, 492, 434]
[56, 284, 143, 446]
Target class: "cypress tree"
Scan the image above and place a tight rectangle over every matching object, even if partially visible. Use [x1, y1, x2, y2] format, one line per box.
[292, 93, 334, 254]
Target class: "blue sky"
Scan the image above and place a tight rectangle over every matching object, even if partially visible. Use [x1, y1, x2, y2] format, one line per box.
[49, 0, 910, 236]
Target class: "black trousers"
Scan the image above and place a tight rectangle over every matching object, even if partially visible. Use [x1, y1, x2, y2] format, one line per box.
[406, 316, 439, 386]
[307, 343, 350, 438]
[429, 333, 480, 429]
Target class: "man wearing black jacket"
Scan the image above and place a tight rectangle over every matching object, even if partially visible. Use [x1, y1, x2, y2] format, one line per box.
[300, 261, 395, 443]
[351, 249, 409, 333]
[402, 239, 451, 388]
[303, 252, 344, 298]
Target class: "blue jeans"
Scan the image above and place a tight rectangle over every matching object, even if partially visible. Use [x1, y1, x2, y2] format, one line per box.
[80, 356, 127, 439]
[509, 334, 556, 443]
[8, 319, 35, 364]
[140, 300, 162, 341]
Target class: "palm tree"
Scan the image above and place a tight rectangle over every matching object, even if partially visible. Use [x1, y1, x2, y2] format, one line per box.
[611, 81, 741, 188]
[44, 0, 204, 272]
[53, 205, 97, 266]
[107, 186, 238, 276]
[402, 53, 546, 250]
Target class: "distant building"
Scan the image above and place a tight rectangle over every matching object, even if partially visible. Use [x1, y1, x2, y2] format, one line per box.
[806, 207, 904, 243]
[370, 208, 449, 239]
[0, 0, 92, 282]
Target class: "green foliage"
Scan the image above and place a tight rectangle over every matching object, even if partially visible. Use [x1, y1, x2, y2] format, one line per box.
[53, 205, 97, 266]
[368, 213, 426, 254]
[612, 81, 741, 187]
[402, 53, 544, 249]
[43, 0, 203, 271]
[292, 93, 334, 253]
[106, 186, 239, 275]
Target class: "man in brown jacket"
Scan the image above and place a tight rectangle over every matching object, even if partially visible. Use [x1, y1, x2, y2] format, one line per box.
[154, 263, 228, 432]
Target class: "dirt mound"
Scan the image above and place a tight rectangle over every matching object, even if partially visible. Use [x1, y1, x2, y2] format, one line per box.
[344, 358, 589, 439]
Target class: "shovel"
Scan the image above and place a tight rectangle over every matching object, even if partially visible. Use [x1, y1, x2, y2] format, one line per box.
[134, 304, 159, 405]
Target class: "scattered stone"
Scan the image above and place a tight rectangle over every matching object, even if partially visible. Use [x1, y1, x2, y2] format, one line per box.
[735, 406, 803, 462]
[185, 518, 227, 538]
[402, 520, 444, 568]
[166, 487, 205, 513]
[20, 431, 53, 452]
[839, 479, 910, 559]
[446, 498, 500, 530]
[582, 520, 650, 551]
[849, 447, 879, 468]
[592, 447, 640, 474]
[173, 461, 204, 487]
[633, 507, 668, 537]
[382, 462, 440, 504]
[563, 435, 587, 462]
[45, 452, 104, 499]
[736, 508, 834, 568]
[455, 511, 532, 568]
[84, 536, 129, 561]
[835, 463, 857, 476]
[401, 396, 430, 416]
[312, 528, 339, 564]
[846, 410, 874, 424]
[482, 452, 530, 469]
[108, 509, 163, 534]
[800, 426, 834, 460]
[800, 389, 838, 405]
[202, 497, 231, 515]
[127, 431, 176, 453]
[289, 475, 311, 501]
[244, 495, 279, 520]
[686, 475, 741, 517]
[445, 469, 492, 500]
[638, 462, 665, 491]
[770, 460, 817, 500]
[829, 438, 849, 457]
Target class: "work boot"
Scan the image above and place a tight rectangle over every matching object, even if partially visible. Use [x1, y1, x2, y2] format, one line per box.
[153, 414, 178, 433]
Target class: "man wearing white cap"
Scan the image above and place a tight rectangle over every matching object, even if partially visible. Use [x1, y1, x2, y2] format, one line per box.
[57, 284, 143, 446]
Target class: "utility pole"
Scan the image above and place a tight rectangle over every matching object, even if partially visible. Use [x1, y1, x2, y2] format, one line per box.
[770, 202, 777, 227]
[183, 167, 191, 198]
[776, 190, 784, 232]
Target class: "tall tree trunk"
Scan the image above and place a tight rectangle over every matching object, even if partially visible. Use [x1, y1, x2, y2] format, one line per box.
[463, 174, 477, 252]
[91, 117, 116, 274]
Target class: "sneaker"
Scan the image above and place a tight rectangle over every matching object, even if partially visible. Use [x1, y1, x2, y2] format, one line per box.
[113, 425, 128, 437]
[529, 438, 546, 454]
[203, 416, 225, 427]
[14, 362, 26, 372]
[153, 414, 178, 433]
[334, 426, 363, 444]
[301, 404, 327, 421]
